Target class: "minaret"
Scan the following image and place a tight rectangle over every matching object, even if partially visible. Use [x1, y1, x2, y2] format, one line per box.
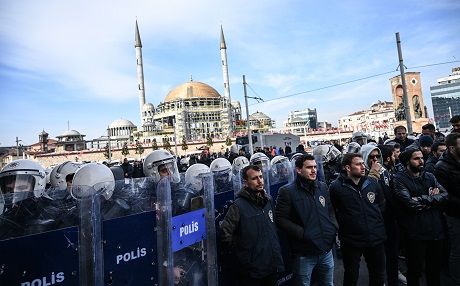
[135, 18, 146, 123]
[220, 25, 233, 134]
[220, 25, 231, 100]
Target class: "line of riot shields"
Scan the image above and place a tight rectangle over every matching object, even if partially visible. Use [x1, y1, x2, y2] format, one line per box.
[0, 147, 341, 286]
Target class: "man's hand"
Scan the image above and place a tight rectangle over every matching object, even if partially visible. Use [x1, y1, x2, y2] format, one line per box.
[371, 161, 382, 173]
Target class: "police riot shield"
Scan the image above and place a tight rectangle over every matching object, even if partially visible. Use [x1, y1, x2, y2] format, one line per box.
[157, 172, 218, 286]
[100, 176, 159, 285]
[313, 144, 342, 185]
[0, 190, 81, 285]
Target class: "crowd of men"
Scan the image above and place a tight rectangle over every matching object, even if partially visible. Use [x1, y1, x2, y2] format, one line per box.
[1, 115, 459, 286]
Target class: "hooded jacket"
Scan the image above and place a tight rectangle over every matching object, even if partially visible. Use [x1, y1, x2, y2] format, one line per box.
[433, 150, 460, 218]
[329, 171, 386, 247]
[276, 175, 338, 256]
[220, 187, 284, 278]
[392, 168, 447, 240]
[360, 144, 384, 179]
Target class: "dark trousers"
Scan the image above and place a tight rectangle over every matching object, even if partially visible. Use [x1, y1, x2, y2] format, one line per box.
[384, 220, 400, 286]
[404, 239, 443, 286]
[341, 243, 385, 286]
[237, 272, 278, 286]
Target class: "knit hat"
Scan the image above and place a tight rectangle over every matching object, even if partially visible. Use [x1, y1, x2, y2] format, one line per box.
[418, 135, 434, 147]
[399, 147, 420, 166]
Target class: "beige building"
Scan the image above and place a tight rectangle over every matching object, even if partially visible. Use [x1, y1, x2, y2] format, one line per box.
[390, 72, 429, 132]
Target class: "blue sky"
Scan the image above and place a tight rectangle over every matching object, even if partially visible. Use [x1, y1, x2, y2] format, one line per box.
[1, 0, 459, 147]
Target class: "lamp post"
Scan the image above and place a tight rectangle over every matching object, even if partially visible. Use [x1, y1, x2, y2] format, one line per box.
[243, 75, 263, 155]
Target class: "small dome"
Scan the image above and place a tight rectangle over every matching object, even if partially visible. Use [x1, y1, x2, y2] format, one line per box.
[143, 121, 154, 127]
[62, 129, 82, 136]
[109, 118, 136, 129]
[164, 81, 222, 102]
[39, 130, 48, 136]
[250, 111, 271, 120]
[142, 102, 154, 111]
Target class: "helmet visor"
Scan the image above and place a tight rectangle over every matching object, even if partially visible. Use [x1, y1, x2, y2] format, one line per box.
[0, 174, 36, 205]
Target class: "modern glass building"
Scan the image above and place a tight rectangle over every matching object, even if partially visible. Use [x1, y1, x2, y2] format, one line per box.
[430, 67, 460, 129]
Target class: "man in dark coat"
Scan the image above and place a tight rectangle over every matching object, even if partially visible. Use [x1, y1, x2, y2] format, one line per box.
[433, 132, 460, 284]
[393, 148, 448, 286]
[329, 153, 386, 286]
[276, 154, 337, 285]
[220, 165, 284, 286]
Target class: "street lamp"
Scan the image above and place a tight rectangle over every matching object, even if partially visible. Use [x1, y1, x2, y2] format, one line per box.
[303, 120, 310, 146]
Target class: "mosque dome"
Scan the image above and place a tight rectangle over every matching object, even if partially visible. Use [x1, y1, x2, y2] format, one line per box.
[250, 111, 271, 120]
[61, 130, 82, 136]
[164, 81, 221, 103]
[109, 118, 136, 129]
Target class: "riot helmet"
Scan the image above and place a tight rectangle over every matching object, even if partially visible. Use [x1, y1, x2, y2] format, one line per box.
[185, 163, 211, 192]
[143, 150, 180, 183]
[312, 144, 342, 164]
[49, 161, 82, 190]
[250, 152, 270, 172]
[232, 156, 249, 175]
[0, 159, 46, 205]
[352, 131, 367, 145]
[210, 158, 232, 182]
[179, 158, 188, 166]
[271, 155, 291, 183]
[346, 141, 362, 154]
[70, 162, 115, 200]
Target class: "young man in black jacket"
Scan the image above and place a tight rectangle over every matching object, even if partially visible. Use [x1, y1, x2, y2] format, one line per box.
[433, 132, 460, 284]
[276, 154, 337, 285]
[220, 165, 284, 286]
[329, 153, 386, 286]
[393, 148, 448, 286]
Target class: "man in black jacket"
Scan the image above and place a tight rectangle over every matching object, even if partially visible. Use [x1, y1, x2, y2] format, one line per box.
[220, 165, 284, 286]
[386, 126, 415, 152]
[329, 153, 386, 286]
[433, 132, 460, 284]
[393, 148, 448, 286]
[276, 154, 337, 285]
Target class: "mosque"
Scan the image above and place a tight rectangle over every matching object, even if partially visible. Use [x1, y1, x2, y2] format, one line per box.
[84, 20, 252, 152]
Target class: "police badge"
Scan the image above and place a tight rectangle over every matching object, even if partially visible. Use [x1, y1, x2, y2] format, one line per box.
[367, 192, 375, 203]
[319, 195, 325, 207]
[268, 210, 274, 222]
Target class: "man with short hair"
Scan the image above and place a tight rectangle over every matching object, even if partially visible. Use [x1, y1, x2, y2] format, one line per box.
[387, 126, 415, 152]
[393, 148, 447, 286]
[421, 123, 445, 142]
[329, 153, 386, 286]
[276, 154, 337, 285]
[449, 115, 460, 133]
[424, 141, 446, 173]
[221, 165, 284, 286]
[433, 132, 460, 284]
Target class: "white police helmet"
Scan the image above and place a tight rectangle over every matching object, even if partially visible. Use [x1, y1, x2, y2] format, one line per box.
[143, 150, 180, 183]
[185, 163, 211, 192]
[70, 162, 114, 200]
[232, 156, 249, 175]
[346, 142, 362, 154]
[0, 159, 46, 201]
[180, 158, 188, 166]
[50, 161, 82, 190]
[271, 156, 290, 175]
[313, 144, 342, 164]
[210, 158, 232, 182]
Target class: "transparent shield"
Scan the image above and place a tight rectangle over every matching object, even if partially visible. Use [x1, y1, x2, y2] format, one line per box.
[270, 157, 292, 185]
[157, 172, 217, 285]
